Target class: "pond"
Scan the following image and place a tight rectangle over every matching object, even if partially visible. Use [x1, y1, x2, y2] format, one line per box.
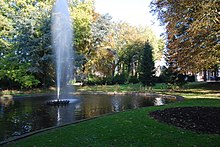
[0, 94, 176, 142]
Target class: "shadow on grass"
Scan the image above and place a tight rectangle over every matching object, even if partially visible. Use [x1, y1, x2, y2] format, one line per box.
[186, 82, 220, 90]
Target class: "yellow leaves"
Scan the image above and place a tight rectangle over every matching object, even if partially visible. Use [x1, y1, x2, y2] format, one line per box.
[153, 0, 220, 72]
[84, 48, 115, 76]
[69, 0, 94, 53]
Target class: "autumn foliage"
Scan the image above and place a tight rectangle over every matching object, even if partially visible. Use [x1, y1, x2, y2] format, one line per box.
[151, 0, 220, 73]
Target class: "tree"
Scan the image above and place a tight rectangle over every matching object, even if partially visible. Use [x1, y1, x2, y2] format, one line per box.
[84, 48, 115, 78]
[69, 0, 94, 79]
[70, 0, 94, 54]
[13, 1, 53, 87]
[84, 13, 114, 79]
[0, 0, 166, 88]
[0, 0, 53, 88]
[0, 0, 13, 53]
[111, 22, 163, 82]
[151, 0, 220, 73]
[139, 43, 155, 86]
[91, 13, 112, 49]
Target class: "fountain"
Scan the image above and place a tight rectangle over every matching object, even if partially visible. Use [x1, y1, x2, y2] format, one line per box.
[47, 0, 74, 105]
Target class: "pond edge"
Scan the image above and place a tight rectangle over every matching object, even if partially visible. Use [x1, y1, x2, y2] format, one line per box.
[0, 92, 184, 145]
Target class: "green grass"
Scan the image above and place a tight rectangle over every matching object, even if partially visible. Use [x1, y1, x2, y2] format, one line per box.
[6, 99, 220, 147]
[163, 82, 220, 99]
[0, 87, 56, 96]
[76, 82, 220, 99]
[75, 83, 168, 93]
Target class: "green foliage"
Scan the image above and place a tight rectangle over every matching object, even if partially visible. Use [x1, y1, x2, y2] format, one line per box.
[0, 58, 40, 88]
[91, 14, 112, 49]
[70, 0, 94, 54]
[83, 14, 113, 78]
[113, 73, 127, 84]
[0, 0, 53, 88]
[111, 23, 164, 82]
[139, 43, 155, 86]
[13, 1, 53, 87]
[128, 76, 139, 84]
[0, 1, 13, 51]
[84, 73, 128, 85]
[160, 66, 187, 86]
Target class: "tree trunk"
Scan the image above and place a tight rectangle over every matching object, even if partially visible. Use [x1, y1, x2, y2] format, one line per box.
[203, 70, 207, 81]
[214, 65, 218, 81]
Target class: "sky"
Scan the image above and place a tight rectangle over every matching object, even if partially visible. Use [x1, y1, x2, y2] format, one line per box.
[94, 0, 165, 37]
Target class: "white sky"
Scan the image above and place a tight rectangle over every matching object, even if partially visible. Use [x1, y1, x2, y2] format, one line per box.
[94, 0, 165, 37]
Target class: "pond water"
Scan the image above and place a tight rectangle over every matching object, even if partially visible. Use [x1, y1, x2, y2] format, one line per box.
[0, 94, 175, 142]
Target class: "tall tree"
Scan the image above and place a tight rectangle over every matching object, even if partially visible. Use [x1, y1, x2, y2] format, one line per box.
[111, 22, 163, 80]
[151, 0, 220, 73]
[83, 13, 114, 78]
[0, 0, 13, 53]
[0, 0, 53, 88]
[139, 43, 155, 86]
[70, 0, 94, 54]
[13, 1, 53, 87]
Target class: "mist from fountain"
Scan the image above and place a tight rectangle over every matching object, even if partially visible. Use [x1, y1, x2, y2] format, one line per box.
[51, 0, 74, 101]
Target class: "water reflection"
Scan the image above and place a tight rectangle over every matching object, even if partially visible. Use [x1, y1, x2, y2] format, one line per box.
[154, 97, 165, 106]
[53, 103, 77, 126]
[111, 95, 122, 112]
[0, 95, 14, 110]
[0, 94, 175, 142]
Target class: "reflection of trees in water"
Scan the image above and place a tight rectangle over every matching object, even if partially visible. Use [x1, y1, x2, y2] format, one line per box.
[140, 97, 155, 107]
[0, 95, 176, 142]
[0, 97, 14, 121]
[52, 104, 76, 126]
[111, 96, 122, 112]
[0, 99, 20, 141]
[80, 95, 112, 118]
[11, 105, 56, 137]
[154, 97, 165, 106]
[0, 102, 56, 141]
[111, 96, 156, 111]
[0, 95, 14, 107]
[31, 106, 56, 129]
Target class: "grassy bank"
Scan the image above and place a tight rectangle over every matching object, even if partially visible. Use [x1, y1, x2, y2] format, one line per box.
[6, 99, 220, 147]
[76, 82, 220, 99]
[0, 87, 56, 96]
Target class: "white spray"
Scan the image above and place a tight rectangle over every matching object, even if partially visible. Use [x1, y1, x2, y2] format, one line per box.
[51, 0, 74, 100]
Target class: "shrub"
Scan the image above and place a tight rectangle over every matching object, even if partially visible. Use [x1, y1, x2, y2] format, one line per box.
[128, 76, 139, 84]
[113, 74, 127, 84]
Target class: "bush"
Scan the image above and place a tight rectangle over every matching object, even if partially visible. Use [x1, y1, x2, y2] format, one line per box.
[84, 75, 101, 85]
[160, 67, 187, 86]
[128, 76, 139, 84]
[154, 76, 164, 83]
[84, 75, 115, 85]
[113, 74, 127, 84]
[187, 75, 195, 82]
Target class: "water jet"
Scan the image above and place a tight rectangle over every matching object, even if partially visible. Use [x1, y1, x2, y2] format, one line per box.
[47, 0, 74, 105]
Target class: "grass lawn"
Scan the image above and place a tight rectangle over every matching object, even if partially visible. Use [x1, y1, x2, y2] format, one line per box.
[2, 82, 220, 146]
[76, 82, 220, 99]
[160, 82, 220, 99]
